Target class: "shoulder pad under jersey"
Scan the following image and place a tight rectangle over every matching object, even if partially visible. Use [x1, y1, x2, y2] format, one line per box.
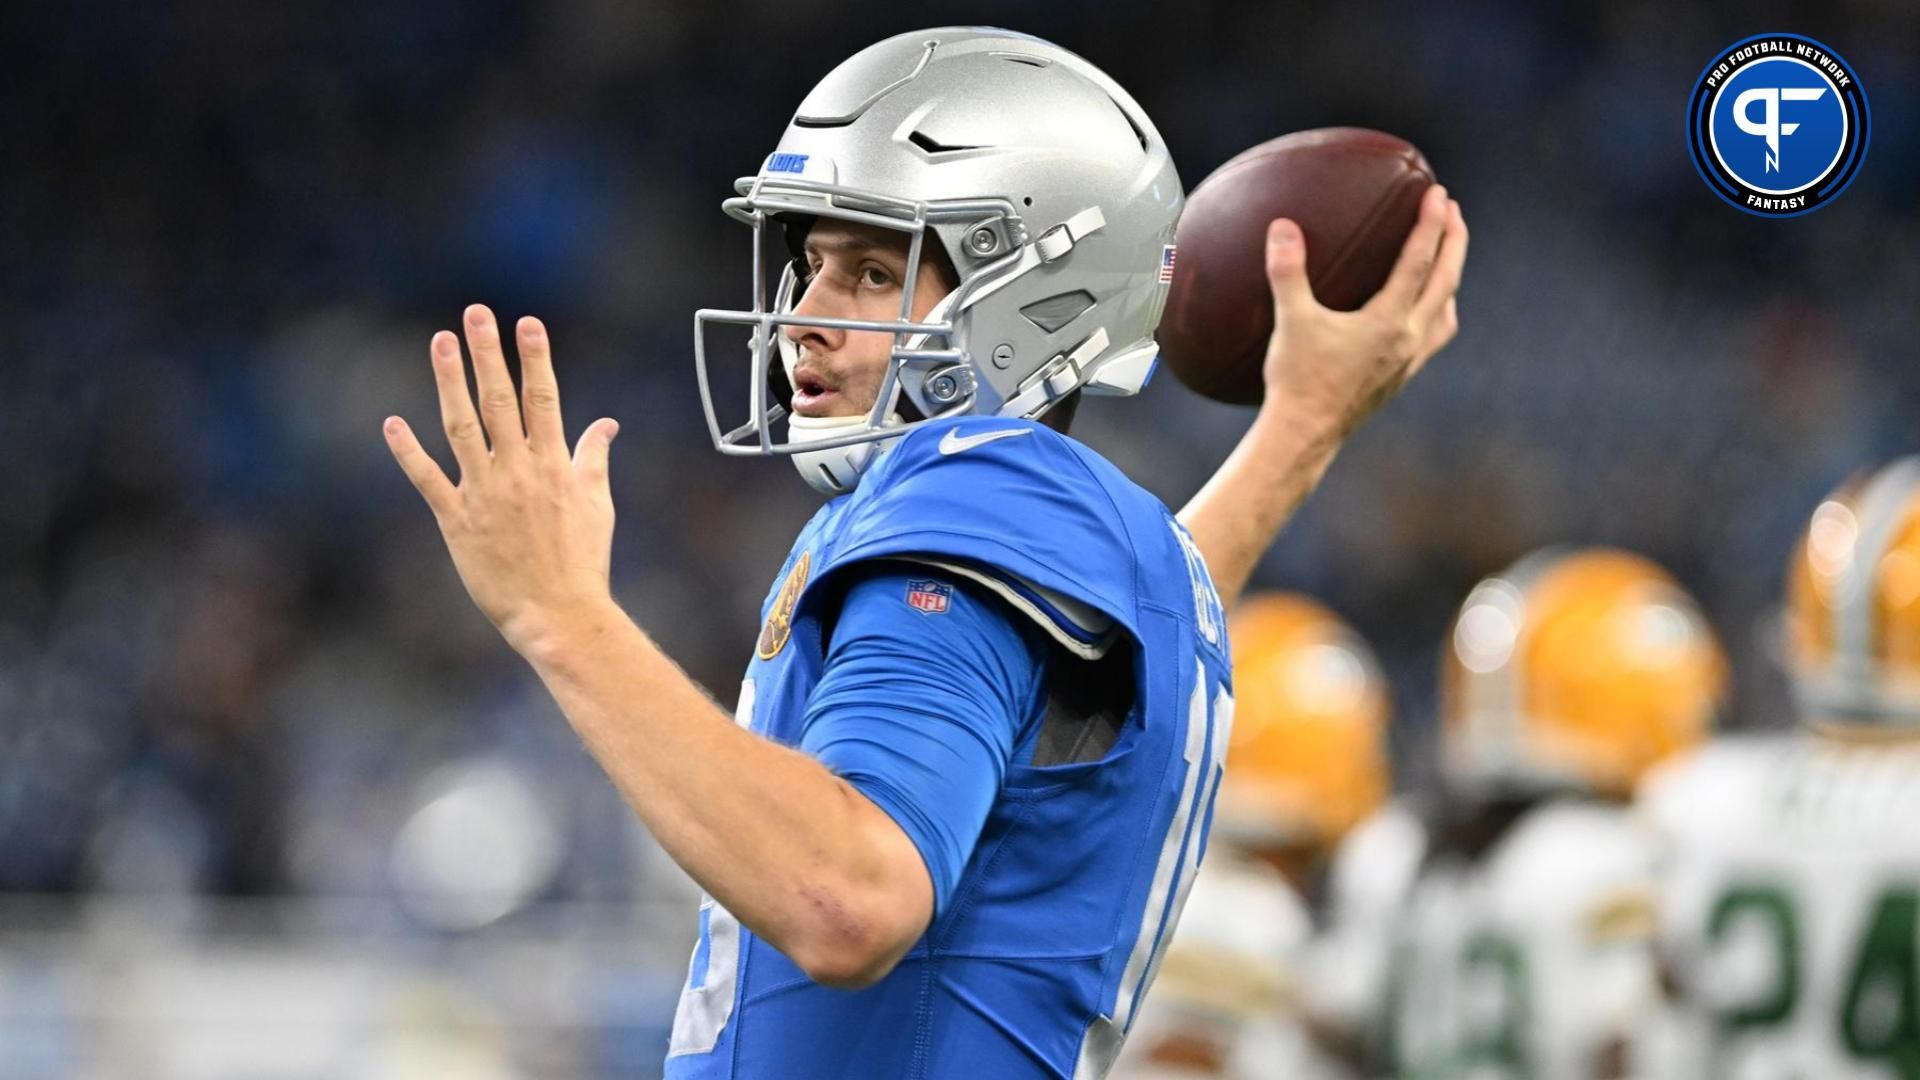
[826, 416, 1148, 658]
[1485, 801, 1657, 937]
[1635, 734, 1796, 842]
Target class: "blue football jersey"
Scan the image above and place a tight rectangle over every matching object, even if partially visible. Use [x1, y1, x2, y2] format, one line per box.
[665, 416, 1234, 1079]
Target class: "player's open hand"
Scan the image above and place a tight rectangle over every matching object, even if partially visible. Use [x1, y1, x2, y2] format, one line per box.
[1260, 183, 1466, 437]
[382, 305, 620, 655]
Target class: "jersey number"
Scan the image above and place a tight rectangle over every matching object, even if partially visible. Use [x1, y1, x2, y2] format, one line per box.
[1123, 668, 1233, 1027]
[1461, 931, 1534, 1079]
[1079, 660, 1234, 1078]
[1383, 931, 1535, 1080]
[1706, 881, 1920, 1078]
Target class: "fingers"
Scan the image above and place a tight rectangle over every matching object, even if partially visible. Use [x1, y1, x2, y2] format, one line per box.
[1405, 298, 1458, 384]
[572, 418, 620, 490]
[1430, 296, 1459, 358]
[463, 304, 525, 458]
[384, 416, 458, 516]
[1367, 184, 1450, 317]
[516, 316, 567, 455]
[1410, 200, 1469, 330]
[431, 330, 488, 478]
[1264, 218, 1319, 319]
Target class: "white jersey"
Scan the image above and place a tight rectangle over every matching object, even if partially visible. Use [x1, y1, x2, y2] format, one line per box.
[1112, 851, 1349, 1080]
[1314, 799, 1429, 1037]
[1638, 734, 1920, 1080]
[1384, 800, 1660, 1080]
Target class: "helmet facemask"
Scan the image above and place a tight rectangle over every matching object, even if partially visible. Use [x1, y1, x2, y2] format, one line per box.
[694, 172, 1030, 494]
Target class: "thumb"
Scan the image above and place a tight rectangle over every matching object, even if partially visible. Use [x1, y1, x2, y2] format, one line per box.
[1264, 218, 1316, 319]
[573, 418, 619, 484]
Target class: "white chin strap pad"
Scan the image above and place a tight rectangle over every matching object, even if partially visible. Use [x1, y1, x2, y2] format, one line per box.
[786, 413, 900, 495]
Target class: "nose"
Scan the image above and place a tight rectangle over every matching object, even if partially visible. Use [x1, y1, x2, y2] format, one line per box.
[783, 273, 845, 356]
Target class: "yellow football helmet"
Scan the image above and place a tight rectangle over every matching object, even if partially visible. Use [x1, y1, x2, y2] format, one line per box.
[1784, 457, 1920, 728]
[1441, 548, 1726, 800]
[1218, 593, 1390, 853]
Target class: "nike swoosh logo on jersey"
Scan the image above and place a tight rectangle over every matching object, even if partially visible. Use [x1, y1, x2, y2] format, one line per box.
[938, 427, 1033, 455]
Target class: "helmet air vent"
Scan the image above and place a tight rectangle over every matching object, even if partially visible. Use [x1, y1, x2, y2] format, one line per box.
[1108, 95, 1148, 153]
[908, 129, 985, 155]
[793, 39, 938, 126]
[1020, 291, 1097, 334]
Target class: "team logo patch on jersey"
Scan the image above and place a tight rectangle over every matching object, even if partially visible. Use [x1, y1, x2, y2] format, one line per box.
[906, 578, 952, 615]
[757, 550, 811, 659]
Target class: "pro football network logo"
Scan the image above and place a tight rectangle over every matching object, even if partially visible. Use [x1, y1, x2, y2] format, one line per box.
[1688, 34, 1869, 217]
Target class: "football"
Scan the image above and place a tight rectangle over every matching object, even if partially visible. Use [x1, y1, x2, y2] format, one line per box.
[1156, 128, 1437, 405]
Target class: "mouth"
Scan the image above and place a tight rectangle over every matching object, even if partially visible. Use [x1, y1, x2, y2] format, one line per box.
[790, 367, 846, 417]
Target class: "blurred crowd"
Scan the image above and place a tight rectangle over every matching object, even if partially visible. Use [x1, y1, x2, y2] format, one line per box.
[3, 0, 1917, 943]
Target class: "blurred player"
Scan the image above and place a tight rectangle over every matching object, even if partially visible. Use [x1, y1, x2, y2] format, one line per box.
[1113, 593, 1390, 1080]
[1383, 548, 1725, 1080]
[1311, 768, 1431, 1075]
[381, 25, 1467, 1079]
[1640, 458, 1920, 1080]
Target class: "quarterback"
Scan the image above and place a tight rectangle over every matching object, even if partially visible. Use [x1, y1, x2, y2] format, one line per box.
[380, 27, 1464, 1079]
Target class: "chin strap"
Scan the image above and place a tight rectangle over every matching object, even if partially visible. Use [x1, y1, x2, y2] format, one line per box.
[786, 412, 903, 495]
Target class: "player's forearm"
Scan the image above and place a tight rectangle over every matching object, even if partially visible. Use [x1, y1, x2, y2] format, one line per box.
[1177, 403, 1343, 610]
[515, 600, 925, 982]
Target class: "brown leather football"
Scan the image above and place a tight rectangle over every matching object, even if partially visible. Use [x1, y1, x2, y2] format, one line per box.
[1156, 128, 1436, 405]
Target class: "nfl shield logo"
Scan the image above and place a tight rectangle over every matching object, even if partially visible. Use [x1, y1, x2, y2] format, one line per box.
[906, 579, 952, 615]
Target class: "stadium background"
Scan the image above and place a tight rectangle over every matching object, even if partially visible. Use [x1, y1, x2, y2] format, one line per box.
[2, 0, 1916, 1074]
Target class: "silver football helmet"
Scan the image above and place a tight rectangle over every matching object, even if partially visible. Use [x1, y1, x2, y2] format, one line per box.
[694, 27, 1183, 494]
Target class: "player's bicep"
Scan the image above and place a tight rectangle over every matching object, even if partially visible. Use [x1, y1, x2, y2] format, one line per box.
[800, 565, 1048, 915]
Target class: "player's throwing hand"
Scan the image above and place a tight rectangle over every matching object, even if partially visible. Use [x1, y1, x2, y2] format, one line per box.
[381, 303, 622, 655]
[1262, 183, 1467, 436]
[1175, 184, 1468, 608]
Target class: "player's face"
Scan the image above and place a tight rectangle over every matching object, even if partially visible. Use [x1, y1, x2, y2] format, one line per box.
[785, 221, 953, 419]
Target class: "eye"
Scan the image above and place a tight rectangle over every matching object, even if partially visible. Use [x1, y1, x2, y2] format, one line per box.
[859, 265, 896, 289]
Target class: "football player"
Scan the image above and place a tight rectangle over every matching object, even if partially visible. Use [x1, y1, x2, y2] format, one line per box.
[381, 26, 1467, 1079]
[1639, 458, 1920, 1080]
[1311, 772, 1431, 1074]
[1382, 548, 1725, 1080]
[1113, 593, 1391, 1080]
